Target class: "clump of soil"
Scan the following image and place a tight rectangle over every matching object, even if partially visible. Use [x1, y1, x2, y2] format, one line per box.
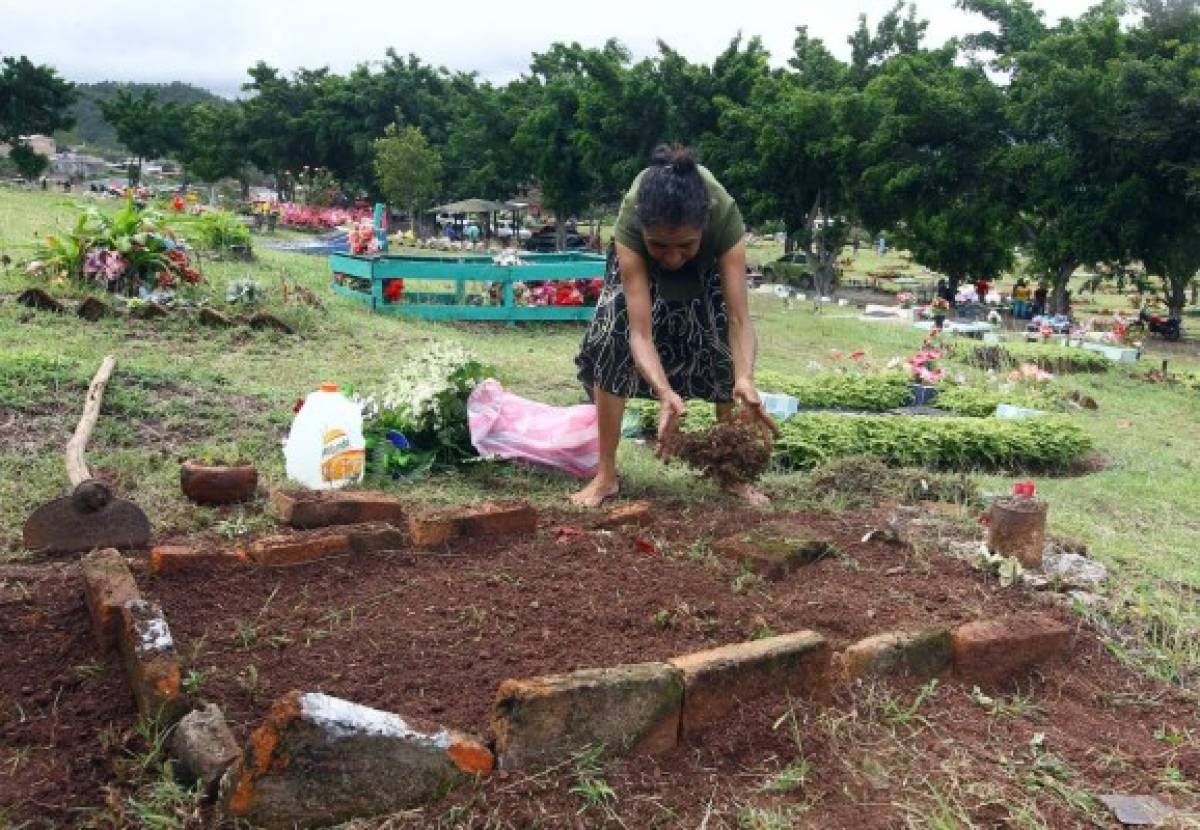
[674, 420, 772, 487]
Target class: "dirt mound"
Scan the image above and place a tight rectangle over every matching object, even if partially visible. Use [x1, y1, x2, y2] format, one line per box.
[674, 421, 772, 487]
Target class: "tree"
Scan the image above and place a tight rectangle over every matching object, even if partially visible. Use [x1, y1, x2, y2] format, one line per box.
[959, 1, 1135, 313]
[514, 42, 617, 250]
[98, 88, 185, 184]
[0, 55, 75, 180]
[177, 103, 250, 197]
[854, 46, 1016, 293]
[373, 124, 443, 236]
[1116, 0, 1200, 316]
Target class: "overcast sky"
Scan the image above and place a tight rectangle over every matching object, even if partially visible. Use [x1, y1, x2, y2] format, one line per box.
[2, 0, 1099, 97]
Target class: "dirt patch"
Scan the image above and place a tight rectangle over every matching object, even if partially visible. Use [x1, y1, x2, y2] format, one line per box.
[0, 564, 141, 827]
[3, 503, 1197, 827]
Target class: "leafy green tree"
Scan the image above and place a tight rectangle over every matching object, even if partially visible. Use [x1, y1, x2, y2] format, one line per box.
[847, 1, 929, 88]
[514, 42, 617, 250]
[958, 1, 1135, 313]
[98, 88, 186, 184]
[373, 124, 443, 235]
[240, 63, 320, 200]
[440, 81, 524, 200]
[0, 55, 76, 180]
[854, 46, 1016, 292]
[1116, 0, 1200, 316]
[177, 103, 250, 194]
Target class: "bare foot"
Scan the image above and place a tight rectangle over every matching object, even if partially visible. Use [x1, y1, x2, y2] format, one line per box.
[570, 475, 620, 508]
[725, 482, 770, 507]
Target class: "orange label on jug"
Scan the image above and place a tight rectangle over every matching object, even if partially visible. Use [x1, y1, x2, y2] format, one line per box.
[320, 428, 364, 483]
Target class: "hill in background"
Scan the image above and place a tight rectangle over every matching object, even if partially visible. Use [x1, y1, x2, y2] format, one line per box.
[54, 81, 226, 157]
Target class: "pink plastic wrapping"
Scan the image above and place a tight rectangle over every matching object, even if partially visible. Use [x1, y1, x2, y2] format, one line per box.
[467, 379, 599, 479]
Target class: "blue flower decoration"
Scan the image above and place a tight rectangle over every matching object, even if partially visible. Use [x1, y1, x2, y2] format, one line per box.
[386, 430, 411, 450]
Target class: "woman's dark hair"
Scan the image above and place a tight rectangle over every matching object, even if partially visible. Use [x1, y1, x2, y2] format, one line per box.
[636, 144, 710, 230]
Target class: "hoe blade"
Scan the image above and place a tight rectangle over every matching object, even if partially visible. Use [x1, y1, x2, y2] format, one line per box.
[23, 495, 151, 555]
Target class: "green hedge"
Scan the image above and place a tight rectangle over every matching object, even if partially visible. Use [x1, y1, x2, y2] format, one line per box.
[756, 370, 912, 410]
[933, 385, 1058, 418]
[961, 342, 1110, 373]
[774, 413, 1091, 470]
[627, 401, 1091, 471]
[630, 374, 1060, 424]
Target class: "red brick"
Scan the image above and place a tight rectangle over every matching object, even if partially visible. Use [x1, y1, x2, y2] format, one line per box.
[595, 500, 653, 529]
[668, 632, 830, 738]
[951, 614, 1072, 682]
[272, 490, 406, 529]
[118, 599, 187, 722]
[81, 548, 141, 654]
[492, 663, 682, 768]
[221, 691, 491, 827]
[243, 531, 352, 567]
[343, 522, 406, 554]
[712, 524, 835, 580]
[408, 501, 538, 548]
[841, 628, 952, 683]
[149, 545, 247, 575]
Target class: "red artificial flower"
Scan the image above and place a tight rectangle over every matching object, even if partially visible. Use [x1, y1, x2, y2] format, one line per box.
[554, 284, 584, 306]
[384, 279, 405, 303]
[850, 350, 865, 360]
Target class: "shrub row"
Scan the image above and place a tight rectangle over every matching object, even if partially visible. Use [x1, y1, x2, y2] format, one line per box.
[960, 342, 1111, 373]
[628, 372, 1059, 425]
[932, 384, 1058, 418]
[627, 401, 1091, 471]
[774, 413, 1092, 471]
[755, 370, 912, 410]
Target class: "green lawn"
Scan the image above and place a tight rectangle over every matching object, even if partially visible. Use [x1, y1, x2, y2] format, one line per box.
[2, 184, 1198, 685]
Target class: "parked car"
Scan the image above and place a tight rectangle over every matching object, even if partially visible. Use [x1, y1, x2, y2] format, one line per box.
[762, 253, 814, 288]
[524, 231, 589, 253]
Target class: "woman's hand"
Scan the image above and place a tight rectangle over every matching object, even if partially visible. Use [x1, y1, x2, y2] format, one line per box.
[655, 390, 687, 460]
[732, 378, 782, 440]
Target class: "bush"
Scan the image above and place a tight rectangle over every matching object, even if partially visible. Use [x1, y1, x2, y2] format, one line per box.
[774, 413, 1092, 471]
[192, 210, 252, 255]
[755, 370, 913, 410]
[960, 342, 1110, 374]
[627, 399, 718, 434]
[934, 384, 1058, 417]
[26, 196, 200, 295]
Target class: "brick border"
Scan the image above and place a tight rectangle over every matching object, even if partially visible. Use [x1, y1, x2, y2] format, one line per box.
[76, 499, 1076, 827]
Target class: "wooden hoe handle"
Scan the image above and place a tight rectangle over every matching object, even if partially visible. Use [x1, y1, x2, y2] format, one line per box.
[66, 355, 116, 489]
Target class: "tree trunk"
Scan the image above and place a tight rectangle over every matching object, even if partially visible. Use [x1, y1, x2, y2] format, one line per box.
[556, 220, 566, 253]
[1165, 271, 1189, 318]
[1051, 262, 1076, 315]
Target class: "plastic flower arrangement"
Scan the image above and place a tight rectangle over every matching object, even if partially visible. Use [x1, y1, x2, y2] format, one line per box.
[929, 297, 951, 313]
[896, 291, 915, 309]
[28, 195, 201, 296]
[383, 279, 404, 303]
[906, 332, 946, 383]
[348, 219, 380, 255]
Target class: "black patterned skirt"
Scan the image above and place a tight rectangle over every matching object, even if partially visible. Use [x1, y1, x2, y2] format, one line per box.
[575, 254, 734, 403]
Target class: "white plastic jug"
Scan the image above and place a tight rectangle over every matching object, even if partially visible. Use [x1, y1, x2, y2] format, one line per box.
[283, 383, 366, 489]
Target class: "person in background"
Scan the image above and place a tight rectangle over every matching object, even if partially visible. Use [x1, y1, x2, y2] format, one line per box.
[1032, 282, 1049, 317]
[1012, 277, 1031, 319]
[974, 277, 991, 305]
[573, 144, 778, 508]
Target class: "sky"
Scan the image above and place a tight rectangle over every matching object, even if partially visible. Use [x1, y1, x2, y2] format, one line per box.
[1, 0, 1100, 98]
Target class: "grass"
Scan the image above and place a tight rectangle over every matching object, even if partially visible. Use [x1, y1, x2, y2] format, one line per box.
[4, 184, 1200, 821]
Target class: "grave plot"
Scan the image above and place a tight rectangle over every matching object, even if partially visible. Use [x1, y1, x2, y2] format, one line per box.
[2, 496, 1197, 828]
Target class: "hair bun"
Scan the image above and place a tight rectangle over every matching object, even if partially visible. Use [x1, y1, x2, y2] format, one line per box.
[650, 143, 698, 175]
